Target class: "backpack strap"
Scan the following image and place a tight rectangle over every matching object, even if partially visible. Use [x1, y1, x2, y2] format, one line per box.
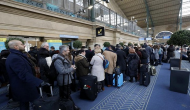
[97, 55, 104, 61]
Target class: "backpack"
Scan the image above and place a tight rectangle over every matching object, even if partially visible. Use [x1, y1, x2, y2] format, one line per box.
[48, 57, 65, 81]
[158, 48, 163, 54]
[127, 54, 139, 72]
[140, 50, 148, 59]
[97, 55, 109, 69]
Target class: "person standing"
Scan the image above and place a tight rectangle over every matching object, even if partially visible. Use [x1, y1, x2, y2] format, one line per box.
[103, 45, 117, 87]
[5, 40, 43, 110]
[90, 48, 105, 90]
[115, 44, 127, 81]
[54, 45, 79, 109]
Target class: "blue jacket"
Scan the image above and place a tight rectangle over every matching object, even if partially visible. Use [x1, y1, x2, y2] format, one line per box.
[6, 49, 43, 102]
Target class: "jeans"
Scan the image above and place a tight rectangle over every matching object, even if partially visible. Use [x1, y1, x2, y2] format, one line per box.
[59, 84, 71, 99]
[20, 101, 29, 110]
[105, 73, 113, 86]
[159, 54, 163, 64]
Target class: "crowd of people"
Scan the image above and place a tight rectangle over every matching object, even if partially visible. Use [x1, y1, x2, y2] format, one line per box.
[0, 39, 188, 110]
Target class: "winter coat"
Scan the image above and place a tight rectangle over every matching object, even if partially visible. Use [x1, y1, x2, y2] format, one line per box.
[153, 49, 159, 60]
[144, 44, 152, 57]
[54, 54, 74, 86]
[103, 50, 117, 74]
[90, 53, 105, 81]
[5, 49, 43, 102]
[116, 49, 127, 71]
[126, 53, 139, 77]
[167, 46, 175, 57]
[38, 58, 50, 82]
[74, 54, 89, 78]
[0, 50, 10, 83]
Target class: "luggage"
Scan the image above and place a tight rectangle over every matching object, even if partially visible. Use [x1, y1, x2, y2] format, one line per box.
[33, 86, 59, 110]
[139, 64, 150, 87]
[150, 66, 156, 76]
[59, 99, 74, 110]
[113, 73, 123, 87]
[79, 75, 98, 101]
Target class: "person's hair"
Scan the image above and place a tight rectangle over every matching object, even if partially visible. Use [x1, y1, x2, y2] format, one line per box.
[30, 47, 34, 50]
[78, 50, 85, 54]
[109, 45, 115, 51]
[129, 48, 135, 53]
[50, 46, 55, 49]
[94, 44, 100, 47]
[94, 48, 101, 53]
[41, 42, 48, 48]
[116, 44, 121, 49]
[59, 45, 68, 53]
[8, 40, 20, 49]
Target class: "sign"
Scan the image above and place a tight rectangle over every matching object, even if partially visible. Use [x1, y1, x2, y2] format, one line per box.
[163, 36, 170, 39]
[47, 40, 62, 50]
[139, 38, 145, 41]
[60, 35, 79, 39]
[0, 38, 6, 52]
[96, 27, 105, 37]
[145, 38, 152, 40]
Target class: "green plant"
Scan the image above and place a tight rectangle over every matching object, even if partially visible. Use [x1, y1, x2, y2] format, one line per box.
[167, 30, 190, 69]
[128, 42, 133, 46]
[5, 38, 25, 49]
[73, 40, 82, 49]
[140, 44, 144, 47]
[134, 43, 138, 46]
[119, 42, 124, 47]
[103, 42, 110, 47]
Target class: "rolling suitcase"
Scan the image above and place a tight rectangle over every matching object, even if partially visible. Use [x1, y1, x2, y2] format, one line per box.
[113, 73, 123, 87]
[140, 64, 150, 87]
[79, 75, 98, 101]
[33, 85, 59, 110]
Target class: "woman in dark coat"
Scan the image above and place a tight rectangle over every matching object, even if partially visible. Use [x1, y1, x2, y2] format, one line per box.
[167, 45, 175, 62]
[134, 47, 142, 80]
[126, 48, 139, 82]
[38, 48, 52, 92]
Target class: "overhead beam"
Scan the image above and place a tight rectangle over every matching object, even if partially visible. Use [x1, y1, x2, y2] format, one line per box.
[135, 12, 179, 20]
[144, 0, 154, 38]
[122, 0, 177, 11]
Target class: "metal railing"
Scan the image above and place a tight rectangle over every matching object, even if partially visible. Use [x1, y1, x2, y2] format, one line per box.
[13, 0, 146, 37]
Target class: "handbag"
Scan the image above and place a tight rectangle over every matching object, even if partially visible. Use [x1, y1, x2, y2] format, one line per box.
[34, 66, 40, 78]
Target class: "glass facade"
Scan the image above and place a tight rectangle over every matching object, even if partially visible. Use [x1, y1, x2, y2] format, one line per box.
[13, 0, 146, 37]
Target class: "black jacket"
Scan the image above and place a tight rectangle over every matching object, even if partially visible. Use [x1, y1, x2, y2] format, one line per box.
[116, 49, 127, 71]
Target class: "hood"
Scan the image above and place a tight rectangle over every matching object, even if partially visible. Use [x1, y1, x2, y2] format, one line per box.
[74, 55, 84, 62]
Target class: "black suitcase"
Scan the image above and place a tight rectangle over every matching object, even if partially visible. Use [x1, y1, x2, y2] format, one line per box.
[33, 86, 59, 110]
[59, 99, 74, 110]
[79, 75, 98, 100]
[140, 64, 150, 87]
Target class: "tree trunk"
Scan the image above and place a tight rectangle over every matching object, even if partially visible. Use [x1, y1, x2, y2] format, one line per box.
[179, 46, 182, 70]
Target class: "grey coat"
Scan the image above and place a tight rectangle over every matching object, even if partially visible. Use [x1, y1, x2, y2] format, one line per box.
[54, 54, 74, 86]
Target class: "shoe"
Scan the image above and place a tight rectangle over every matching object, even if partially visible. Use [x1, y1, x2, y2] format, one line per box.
[102, 87, 105, 91]
[74, 105, 80, 110]
[107, 85, 112, 87]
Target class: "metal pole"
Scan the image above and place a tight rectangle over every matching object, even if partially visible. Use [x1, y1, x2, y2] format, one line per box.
[147, 16, 149, 38]
[90, 0, 95, 22]
[180, 0, 183, 30]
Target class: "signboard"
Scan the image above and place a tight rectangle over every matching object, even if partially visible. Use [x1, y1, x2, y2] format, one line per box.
[96, 27, 105, 37]
[139, 38, 145, 41]
[60, 35, 79, 39]
[0, 38, 6, 52]
[47, 40, 62, 50]
[163, 36, 170, 39]
[145, 38, 152, 40]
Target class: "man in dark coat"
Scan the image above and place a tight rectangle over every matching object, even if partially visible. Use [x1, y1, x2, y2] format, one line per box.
[5, 40, 43, 110]
[115, 44, 127, 81]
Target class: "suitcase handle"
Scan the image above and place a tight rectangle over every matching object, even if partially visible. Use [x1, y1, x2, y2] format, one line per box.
[39, 85, 53, 98]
